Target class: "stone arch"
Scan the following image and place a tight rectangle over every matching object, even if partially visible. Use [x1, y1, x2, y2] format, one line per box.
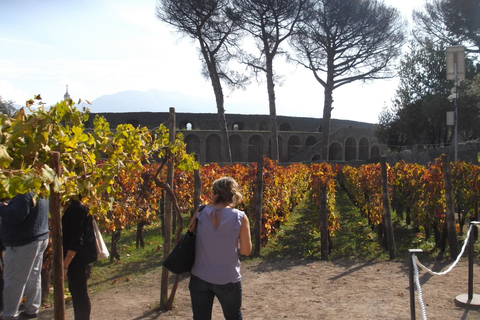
[287, 135, 302, 160]
[184, 134, 200, 155]
[311, 154, 321, 161]
[329, 142, 343, 161]
[306, 136, 318, 147]
[371, 144, 381, 158]
[279, 122, 293, 131]
[345, 136, 357, 161]
[179, 120, 194, 130]
[206, 134, 222, 163]
[229, 134, 243, 162]
[248, 135, 264, 162]
[359, 137, 370, 161]
[232, 122, 245, 130]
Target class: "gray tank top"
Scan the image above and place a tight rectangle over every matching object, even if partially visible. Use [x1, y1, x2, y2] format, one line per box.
[191, 205, 245, 285]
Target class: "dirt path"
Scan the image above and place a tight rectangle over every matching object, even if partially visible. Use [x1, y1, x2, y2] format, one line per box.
[38, 258, 480, 319]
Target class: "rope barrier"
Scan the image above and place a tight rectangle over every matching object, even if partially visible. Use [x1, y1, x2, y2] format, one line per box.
[412, 254, 427, 320]
[411, 223, 479, 319]
[415, 224, 475, 276]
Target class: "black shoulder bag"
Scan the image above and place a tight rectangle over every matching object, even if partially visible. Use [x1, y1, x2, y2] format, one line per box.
[162, 205, 206, 274]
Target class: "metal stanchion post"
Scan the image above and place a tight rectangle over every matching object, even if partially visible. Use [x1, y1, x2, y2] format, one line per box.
[409, 249, 423, 320]
[455, 221, 480, 309]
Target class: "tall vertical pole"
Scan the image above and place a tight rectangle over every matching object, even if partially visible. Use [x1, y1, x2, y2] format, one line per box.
[468, 221, 480, 300]
[454, 221, 480, 308]
[468, 222, 474, 300]
[446, 46, 465, 161]
[381, 157, 396, 259]
[50, 151, 65, 320]
[454, 58, 458, 162]
[160, 107, 176, 310]
[409, 249, 423, 320]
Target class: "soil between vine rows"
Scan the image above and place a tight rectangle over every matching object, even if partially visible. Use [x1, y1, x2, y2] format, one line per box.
[37, 258, 480, 319]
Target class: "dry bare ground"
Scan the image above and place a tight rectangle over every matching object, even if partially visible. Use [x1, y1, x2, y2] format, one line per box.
[38, 258, 480, 320]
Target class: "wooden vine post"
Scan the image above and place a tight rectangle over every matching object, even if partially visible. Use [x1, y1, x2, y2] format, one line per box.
[380, 157, 396, 260]
[254, 156, 264, 257]
[50, 151, 65, 320]
[442, 154, 460, 258]
[160, 107, 176, 310]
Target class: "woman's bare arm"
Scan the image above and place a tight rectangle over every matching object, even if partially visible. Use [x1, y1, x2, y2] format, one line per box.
[238, 214, 252, 256]
[188, 206, 201, 233]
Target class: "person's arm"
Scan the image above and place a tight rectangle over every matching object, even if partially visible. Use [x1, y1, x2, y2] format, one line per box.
[238, 214, 252, 256]
[63, 249, 76, 279]
[187, 204, 206, 233]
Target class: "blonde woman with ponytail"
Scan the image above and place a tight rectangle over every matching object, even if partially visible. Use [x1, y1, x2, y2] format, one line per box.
[187, 176, 252, 320]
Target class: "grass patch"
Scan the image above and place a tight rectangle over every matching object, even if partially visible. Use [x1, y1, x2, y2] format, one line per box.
[259, 184, 479, 262]
[260, 196, 322, 260]
[87, 222, 166, 297]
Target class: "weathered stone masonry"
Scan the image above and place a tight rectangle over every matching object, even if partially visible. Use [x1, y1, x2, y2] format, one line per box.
[87, 112, 386, 163]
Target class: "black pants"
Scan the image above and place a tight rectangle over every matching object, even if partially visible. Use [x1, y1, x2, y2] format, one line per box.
[67, 262, 91, 320]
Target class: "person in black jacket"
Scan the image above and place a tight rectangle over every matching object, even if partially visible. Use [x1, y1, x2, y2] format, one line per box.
[62, 197, 96, 320]
[0, 192, 49, 320]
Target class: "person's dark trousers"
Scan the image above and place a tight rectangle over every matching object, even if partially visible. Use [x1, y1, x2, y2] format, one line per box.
[189, 275, 242, 320]
[67, 262, 91, 320]
[0, 265, 3, 312]
[0, 245, 4, 312]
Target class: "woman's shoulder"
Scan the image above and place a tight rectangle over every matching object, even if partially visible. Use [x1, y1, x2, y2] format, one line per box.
[228, 207, 245, 218]
[201, 205, 244, 215]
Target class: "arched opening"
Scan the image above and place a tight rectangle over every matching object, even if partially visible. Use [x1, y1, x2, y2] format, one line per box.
[345, 137, 357, 161]
[311, 154, 321, 161]
[229, 134, 243, 162]
[179, 120, 194, 130]
[287, 136, 302, 161]
[248, 135, 264, 162]
[371, 144, 381, 159]
[329, 142, 343, 161]
[184, 134, 200, 156]
[279, 122, 293, 131]
[359, 137, 370, 161]
[232, 122, 245, 130]
[206, 134, 222, 163]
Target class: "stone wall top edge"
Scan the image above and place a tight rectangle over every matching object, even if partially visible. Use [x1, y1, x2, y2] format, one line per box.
[88, 111, 375, 126]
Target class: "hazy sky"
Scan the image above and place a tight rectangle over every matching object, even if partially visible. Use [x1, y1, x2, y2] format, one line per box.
[0, 0, 423, 123]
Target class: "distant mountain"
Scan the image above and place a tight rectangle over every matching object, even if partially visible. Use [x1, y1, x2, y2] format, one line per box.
[89, 88, 217, 113]
[88, 88, 375, 124]
[89, 88, 275, 116]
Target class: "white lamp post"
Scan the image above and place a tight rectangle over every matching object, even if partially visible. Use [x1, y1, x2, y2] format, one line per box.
[446, 45, 465, 161]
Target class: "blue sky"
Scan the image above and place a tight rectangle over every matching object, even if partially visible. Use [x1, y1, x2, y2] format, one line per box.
[0, 0, 422, 123]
